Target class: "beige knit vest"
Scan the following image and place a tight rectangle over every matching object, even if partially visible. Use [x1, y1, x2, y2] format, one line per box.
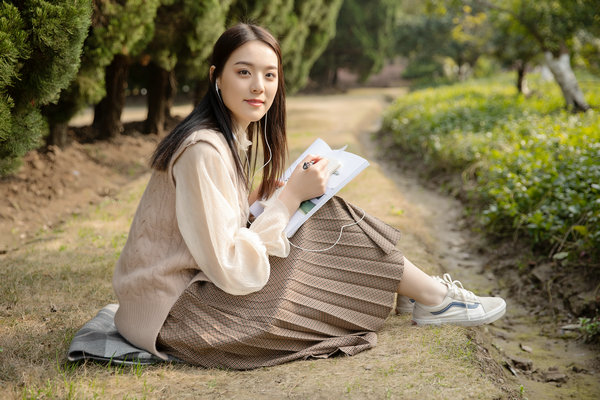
[112, 129, 244, 358]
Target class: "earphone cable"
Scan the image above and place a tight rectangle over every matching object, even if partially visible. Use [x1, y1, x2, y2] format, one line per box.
[252, 112, 272, 180]
[287, 206, 366, 252]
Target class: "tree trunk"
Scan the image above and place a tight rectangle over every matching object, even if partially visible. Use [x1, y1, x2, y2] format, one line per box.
[331, 67, 338, 87]
[92, 54, 129, 139]
[144, 63, 170, 135]
[544, 50, 590, 112]
[46, 122, 68, 148]
[164, 70, 176, 120]
[515, 60, 530, 96]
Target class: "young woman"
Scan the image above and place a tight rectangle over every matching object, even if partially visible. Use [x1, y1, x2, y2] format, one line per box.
[112, 23, 506, 370]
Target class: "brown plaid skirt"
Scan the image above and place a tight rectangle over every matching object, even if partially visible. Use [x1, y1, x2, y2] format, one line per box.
[157, 196, 404, 370]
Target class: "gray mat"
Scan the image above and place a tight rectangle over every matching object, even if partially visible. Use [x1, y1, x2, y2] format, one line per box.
[67, 304, 177, 365]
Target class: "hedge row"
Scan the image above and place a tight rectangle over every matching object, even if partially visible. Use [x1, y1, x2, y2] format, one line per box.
[382, 74, 600, 262]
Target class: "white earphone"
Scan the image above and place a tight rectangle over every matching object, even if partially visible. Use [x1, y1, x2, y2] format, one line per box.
[215, 81, 222, 101]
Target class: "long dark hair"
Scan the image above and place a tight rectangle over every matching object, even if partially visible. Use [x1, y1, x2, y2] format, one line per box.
[150, 23, 287, 199]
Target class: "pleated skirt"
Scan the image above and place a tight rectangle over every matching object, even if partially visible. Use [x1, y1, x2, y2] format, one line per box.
[156, 196, 404, 370]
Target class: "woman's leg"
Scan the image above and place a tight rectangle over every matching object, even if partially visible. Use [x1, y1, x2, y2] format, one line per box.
[397, 256, 507, 326]
[396, 257, 447, 306]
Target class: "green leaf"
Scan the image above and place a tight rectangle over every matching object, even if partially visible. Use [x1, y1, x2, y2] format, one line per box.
[572, 225, 588, 236]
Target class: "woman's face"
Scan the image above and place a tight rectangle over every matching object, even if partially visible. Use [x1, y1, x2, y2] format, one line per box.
[215, 40, 279, 131]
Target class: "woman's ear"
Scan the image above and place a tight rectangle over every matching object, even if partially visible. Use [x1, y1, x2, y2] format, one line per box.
[209, 65, 216, 82]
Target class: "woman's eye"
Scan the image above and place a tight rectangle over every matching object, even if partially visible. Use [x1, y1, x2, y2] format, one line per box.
[266, 72, 277, 79]
[238, 70, 250, 76]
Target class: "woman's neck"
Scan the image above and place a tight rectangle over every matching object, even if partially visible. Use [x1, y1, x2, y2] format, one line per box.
[232, 124, 252, 153]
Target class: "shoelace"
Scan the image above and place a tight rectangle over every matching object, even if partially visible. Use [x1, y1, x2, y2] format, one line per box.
[437, 273, 478, 301]
[435, 273, 479, 320]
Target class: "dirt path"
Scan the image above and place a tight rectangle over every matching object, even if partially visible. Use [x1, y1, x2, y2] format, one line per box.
[2, 88, 598, 399]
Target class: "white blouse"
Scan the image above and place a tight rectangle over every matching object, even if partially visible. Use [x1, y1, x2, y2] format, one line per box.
[172, 137, 291, 296]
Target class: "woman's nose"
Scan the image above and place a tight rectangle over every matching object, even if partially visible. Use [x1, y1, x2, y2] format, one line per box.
[251, 77, 264, 93]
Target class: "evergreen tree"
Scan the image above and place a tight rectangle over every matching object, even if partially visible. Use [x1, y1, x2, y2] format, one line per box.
[310, 0, 400, 86]
[0, 0, 91, 176]
[393, 11, 453, 80]
[229, 0, 344, 93]
[142, 0, 232, 135]
[90, 0, 160, 140]
[44, 0, 160, 145]
[280, 0, 344, 93]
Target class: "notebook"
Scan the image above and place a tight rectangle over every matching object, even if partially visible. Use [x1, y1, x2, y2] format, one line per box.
[250, 138, 369, 237]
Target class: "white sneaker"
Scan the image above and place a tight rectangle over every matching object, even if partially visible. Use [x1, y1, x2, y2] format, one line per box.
[395, 295, 415, 314]
[412, 273, 506, 326]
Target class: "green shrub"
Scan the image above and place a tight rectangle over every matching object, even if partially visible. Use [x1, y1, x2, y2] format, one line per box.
[382, 73, 600, 262]
[579, 316, 600, 343]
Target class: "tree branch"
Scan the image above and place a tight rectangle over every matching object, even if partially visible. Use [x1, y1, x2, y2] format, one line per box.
[466, 0, 548, 50]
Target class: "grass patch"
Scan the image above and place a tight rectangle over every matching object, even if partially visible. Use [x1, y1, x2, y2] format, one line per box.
[382, 72, 600, 263]
[0, 177, 144, 399]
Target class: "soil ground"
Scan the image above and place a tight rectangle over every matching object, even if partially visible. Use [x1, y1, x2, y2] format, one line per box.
[1, 88, 598, 399]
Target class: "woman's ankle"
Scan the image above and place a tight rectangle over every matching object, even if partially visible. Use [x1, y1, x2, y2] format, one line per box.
[417, 279, 448, 307]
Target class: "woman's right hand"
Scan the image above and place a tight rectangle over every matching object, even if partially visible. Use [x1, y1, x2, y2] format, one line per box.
[278, 155, 329, 217]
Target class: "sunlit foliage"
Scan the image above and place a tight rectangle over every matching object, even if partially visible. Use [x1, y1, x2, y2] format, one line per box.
[383, 73, 600, 261]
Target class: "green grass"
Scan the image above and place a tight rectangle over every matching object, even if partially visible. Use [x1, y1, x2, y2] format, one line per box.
[382, 72, 600, 263]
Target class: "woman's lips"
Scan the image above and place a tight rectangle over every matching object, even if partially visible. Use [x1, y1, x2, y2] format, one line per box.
[245, 99, 264, 107]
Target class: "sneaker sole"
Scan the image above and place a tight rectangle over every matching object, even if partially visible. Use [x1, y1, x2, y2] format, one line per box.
[412, 303, 506, 327]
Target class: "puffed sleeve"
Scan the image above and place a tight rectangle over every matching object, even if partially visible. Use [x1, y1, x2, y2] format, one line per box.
[173, 142, 290, 295]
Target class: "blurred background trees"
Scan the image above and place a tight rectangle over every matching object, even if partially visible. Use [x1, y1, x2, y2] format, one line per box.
[469, 0, 595, 111]
[141, 0, 232, 136]
[43, 0, 160, 146]
[310, 0, 399, 86]
[1, 0, 599, 177]
[88, 0, 160, 140]
[228, 0, 344, 93]
[487, 8, 539, 94]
